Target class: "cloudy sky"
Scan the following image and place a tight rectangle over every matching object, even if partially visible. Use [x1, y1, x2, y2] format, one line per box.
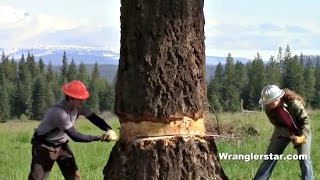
[1, 0, 319, 59]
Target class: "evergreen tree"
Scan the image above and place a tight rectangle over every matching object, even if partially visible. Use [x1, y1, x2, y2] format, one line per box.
[1, 52, 16, 82]
[99, 79, 115, 112]
[207, 63, 224, 112]
[26, 52, 39, 79]
[282, 55, 304, 94]
[234, 61, 248, 110]
[313, 57, 320, 108]
[221, 53, 239, 111]
[66, 58, 78, 81]
[303, 58, 315, 106]
[246, 53, 265, 109]
[265, 55, 281, 85]
[87, 62, 101, 113]
[0, 73, 10, 121]
[9, 56, 18, 83]
[8, 57, 18, 117]
[45, 85, 56, 107]
[91, 62, 100, 80]
[277, 46, 283, 64]
[234, 61, 247, 93]
[39, 58, 45, 75]
[46, 62, 55, 82]
[18, 54, 28, 82]
[17, 71, 33, 118]
[32, 76, 47, 120]
[299, 53, 304, 66]
[284, 44, 291, 61]
[45, 62, 61, 101]
[1, 53, 18, 118]
[60, 51, 68, 83]
[77, 62, 89, 85]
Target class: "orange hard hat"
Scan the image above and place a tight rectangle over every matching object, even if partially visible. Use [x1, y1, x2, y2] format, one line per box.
[61, 80, 89, 100]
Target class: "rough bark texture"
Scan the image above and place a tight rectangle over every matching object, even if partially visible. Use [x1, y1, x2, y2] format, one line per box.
[115, 0, 207, 122]
[104, 0, 228, 179]
[103, 136, 228, 180]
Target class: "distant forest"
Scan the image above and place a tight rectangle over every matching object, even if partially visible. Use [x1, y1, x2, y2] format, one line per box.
[207, 45, 320, 112]
[1, 44, 320, 121]
[0, 51, 114, 121]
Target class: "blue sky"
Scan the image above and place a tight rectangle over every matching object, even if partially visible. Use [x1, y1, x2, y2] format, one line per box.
[1, 0, 319, 59]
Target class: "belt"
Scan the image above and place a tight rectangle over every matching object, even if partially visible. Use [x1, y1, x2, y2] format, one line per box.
[32, 132, 68, 148]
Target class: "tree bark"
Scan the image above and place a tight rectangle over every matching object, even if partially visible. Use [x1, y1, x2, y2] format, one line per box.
[103, 0, 228, 179]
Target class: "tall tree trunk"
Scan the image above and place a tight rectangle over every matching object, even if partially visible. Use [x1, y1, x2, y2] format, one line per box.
[103, 0, 228, 179]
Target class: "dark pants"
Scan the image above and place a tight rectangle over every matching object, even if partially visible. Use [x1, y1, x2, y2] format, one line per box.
[28, 141, 81, 180]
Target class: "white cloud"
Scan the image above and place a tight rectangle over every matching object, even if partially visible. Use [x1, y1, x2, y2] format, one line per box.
[0, 5, 78, 48]
[15, 13, 77, 44]
[0, 5, 27, 25]
[204, 22, 320, 58]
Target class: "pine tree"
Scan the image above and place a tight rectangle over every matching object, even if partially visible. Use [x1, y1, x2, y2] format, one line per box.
[77, 62, 89, 85]
[1, 52, 16, 82]
[60, 51, 68, 83]
[91, 62, 100, 80]
[207, 63, 223, 112]
[18, 54, 28, 82]
[38, 58, 45, 75]
[17, 71, 33, 118]
[0, 73, 10, 121]
[282, 55, 304, 94]
[46, 62, 55, 82]
[32, 76, 47, 120]
[221, 53, 239, 111]
[234, 61, 247, 94]
[284, 44, 291, 61]
[246, 53, 265, 109]
[26, 52, 39, 79]
[303, 58, 315, 106]
[277, 46, 283, 64]
[66, 58, 78, 81]
[99, 79, 115, 112]
[312, 57, 320, 108]
[265, 55, 281, 85]
[87, 62, 101, 113]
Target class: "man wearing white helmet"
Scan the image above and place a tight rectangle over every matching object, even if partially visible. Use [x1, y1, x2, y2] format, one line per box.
[253, 85, 313, 180]
[28, 80, 118, 180]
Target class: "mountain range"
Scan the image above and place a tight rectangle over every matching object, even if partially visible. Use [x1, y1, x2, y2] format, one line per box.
[0, 46, 251, 81]
[0, 46, 251, 66]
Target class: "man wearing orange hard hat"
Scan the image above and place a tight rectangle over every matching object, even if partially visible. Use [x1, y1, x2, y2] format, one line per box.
[28, 80, 117, 180]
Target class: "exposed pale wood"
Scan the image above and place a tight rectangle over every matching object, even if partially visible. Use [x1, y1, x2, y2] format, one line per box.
[120, 116, 205, 142]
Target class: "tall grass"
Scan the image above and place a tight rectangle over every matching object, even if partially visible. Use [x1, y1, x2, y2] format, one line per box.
[215, 110, 320, 179]
[0, 118, 119, 180]
[0, 110, 319, 179]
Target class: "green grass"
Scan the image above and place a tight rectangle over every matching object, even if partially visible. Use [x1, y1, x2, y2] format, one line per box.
[0, 117, 119, 180]
[0, 111, 319, 179]
[215, 110, 320, 180]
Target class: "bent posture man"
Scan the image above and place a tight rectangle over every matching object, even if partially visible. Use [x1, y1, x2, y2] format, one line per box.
[28, 80, 117, 180]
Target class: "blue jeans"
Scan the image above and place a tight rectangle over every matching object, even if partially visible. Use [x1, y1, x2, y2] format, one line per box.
[253, 134, 313, 180]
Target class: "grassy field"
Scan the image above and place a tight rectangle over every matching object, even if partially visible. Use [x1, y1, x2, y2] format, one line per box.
[0, 111, 319, 180]
[215, 110, 320, 180]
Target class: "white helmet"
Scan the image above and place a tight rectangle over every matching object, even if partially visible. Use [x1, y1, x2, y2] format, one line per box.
[259, 85, 285, 105]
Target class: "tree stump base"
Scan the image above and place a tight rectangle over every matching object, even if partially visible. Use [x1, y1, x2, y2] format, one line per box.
[103, 135, 228, 180]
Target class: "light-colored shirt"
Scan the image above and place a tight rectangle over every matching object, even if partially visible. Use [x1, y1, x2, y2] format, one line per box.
[35, 99, 91, 144]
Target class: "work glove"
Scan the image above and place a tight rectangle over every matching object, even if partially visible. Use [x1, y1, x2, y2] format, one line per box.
[101, 129, 118, 142]
[290, 135, 306, 146]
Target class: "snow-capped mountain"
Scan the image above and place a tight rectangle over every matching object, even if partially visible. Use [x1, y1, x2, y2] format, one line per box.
[0, 45, 251, 66]
[1, 45, 120, 65]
